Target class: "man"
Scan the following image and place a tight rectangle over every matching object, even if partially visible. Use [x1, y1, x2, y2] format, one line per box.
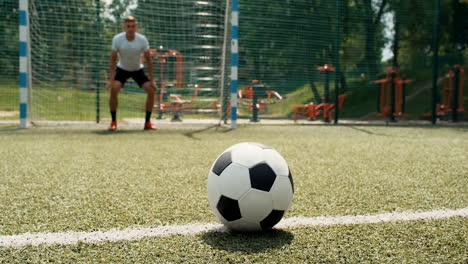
[108, 16, 157, 131]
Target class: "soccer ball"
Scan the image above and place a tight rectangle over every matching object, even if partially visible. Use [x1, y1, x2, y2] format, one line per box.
[207, 142, 294, 232]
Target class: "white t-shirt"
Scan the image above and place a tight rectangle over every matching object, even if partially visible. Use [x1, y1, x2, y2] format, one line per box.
[111, 32, 149, 71]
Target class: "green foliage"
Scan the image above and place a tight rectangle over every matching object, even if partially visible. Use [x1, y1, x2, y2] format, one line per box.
[0, 0, 19, 77]
[388, 0, 467, 73]
[239, 0, 338, 90]
[452, 0, 468, 51]
[30, 0, 106, 82]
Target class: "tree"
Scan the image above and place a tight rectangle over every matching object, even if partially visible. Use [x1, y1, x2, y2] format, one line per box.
[384, 0, 466, 73]
[27, 0, 106, 86]
[360, 0, 388, 79]
[450, 0, 467, 63]
[239, 0, 338, 93]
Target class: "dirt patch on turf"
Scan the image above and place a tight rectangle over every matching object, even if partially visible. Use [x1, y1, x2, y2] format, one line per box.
[0, 111, 18, 117]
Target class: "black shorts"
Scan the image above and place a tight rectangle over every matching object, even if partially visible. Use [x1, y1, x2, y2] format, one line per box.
[114, 67, 150, 87]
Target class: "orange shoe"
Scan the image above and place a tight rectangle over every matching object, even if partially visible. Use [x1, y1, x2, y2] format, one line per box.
[108, 121, 117, 131]
[144, 122, 158, 130]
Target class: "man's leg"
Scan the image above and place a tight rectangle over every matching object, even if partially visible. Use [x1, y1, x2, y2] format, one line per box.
[142, 81, 157, 129]
[109, 80, 122, 130]
[142, 81, 155, 113]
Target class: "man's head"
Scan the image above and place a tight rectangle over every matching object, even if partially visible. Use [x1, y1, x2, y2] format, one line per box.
[123, 16, 138, 36]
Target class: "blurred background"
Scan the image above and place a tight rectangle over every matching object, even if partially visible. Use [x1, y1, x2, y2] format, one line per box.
[1, 0, 467, 123]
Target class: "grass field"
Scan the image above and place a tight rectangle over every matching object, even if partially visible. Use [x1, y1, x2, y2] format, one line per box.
[2, 77, 468, 122]
[0, 124, 467, 263]
[0, 81, 220, 121]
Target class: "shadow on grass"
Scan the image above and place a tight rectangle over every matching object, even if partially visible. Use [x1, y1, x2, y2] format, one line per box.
[346, 125, 392, 137]
[0, 125, 234, 137]
[344, 124, 468, 138]
[92, 129, 151, 135]
[89, 124, 232, 137]
[202, 228, 294, 253]
[0, 126, 23, 133]
[183, 124, 232, 140]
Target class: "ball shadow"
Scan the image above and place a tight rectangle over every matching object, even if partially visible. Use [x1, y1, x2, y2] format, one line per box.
[201, 228, 294, 253]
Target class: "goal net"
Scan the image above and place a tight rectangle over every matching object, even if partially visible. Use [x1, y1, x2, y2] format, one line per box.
[24, 0, 229, 122]
[2, 0, 464, 125]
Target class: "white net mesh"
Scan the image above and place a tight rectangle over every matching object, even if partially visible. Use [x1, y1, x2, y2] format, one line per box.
[27, 0, 229, 122]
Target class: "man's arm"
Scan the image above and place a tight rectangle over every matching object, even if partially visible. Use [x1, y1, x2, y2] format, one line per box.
[109, 50, 118, 83]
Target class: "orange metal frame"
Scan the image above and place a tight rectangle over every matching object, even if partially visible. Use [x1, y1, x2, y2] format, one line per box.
[317, 64, 336, 72]
[237, 80, 283, 111]
[374, 67, 411, 118]
[436, 65, 465, 115]
[149, 48, 200, 117]
[169, 85, 200, 111]
[290, 94, 347, 120]
[149, 49, 183, 89]
[290, 64, 347, 121]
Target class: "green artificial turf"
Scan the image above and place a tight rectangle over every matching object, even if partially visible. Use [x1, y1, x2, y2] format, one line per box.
[0, 125, 467, 262]
[1, 218, 466, 263]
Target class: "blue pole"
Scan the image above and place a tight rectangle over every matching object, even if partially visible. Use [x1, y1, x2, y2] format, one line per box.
[230, 0, 239, 129]
[19, 0, 29, 128]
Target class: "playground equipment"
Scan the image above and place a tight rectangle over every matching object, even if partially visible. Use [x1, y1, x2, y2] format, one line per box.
[374, 67, 411, 122]
[149, 48, 201, 121]
[150, 48, 183, 89]
[423, 65, 465, 122]
[290, 64, 347, 122]
[161, 85, 201, 121]
[238, 80, 283, 122]
[291, 95, 347, 121]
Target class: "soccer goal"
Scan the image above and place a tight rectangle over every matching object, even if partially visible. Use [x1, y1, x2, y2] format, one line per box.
[14, 0, 232, 127]
[4, 0, 459, 128]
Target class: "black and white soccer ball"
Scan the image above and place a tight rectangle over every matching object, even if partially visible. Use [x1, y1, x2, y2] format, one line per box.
[207, 142, 294, 232]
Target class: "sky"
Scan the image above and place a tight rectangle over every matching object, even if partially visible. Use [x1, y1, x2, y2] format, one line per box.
[381, 12, 395, 62]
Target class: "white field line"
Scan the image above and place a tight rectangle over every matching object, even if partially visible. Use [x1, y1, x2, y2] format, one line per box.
[0, 207, 467, 248]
